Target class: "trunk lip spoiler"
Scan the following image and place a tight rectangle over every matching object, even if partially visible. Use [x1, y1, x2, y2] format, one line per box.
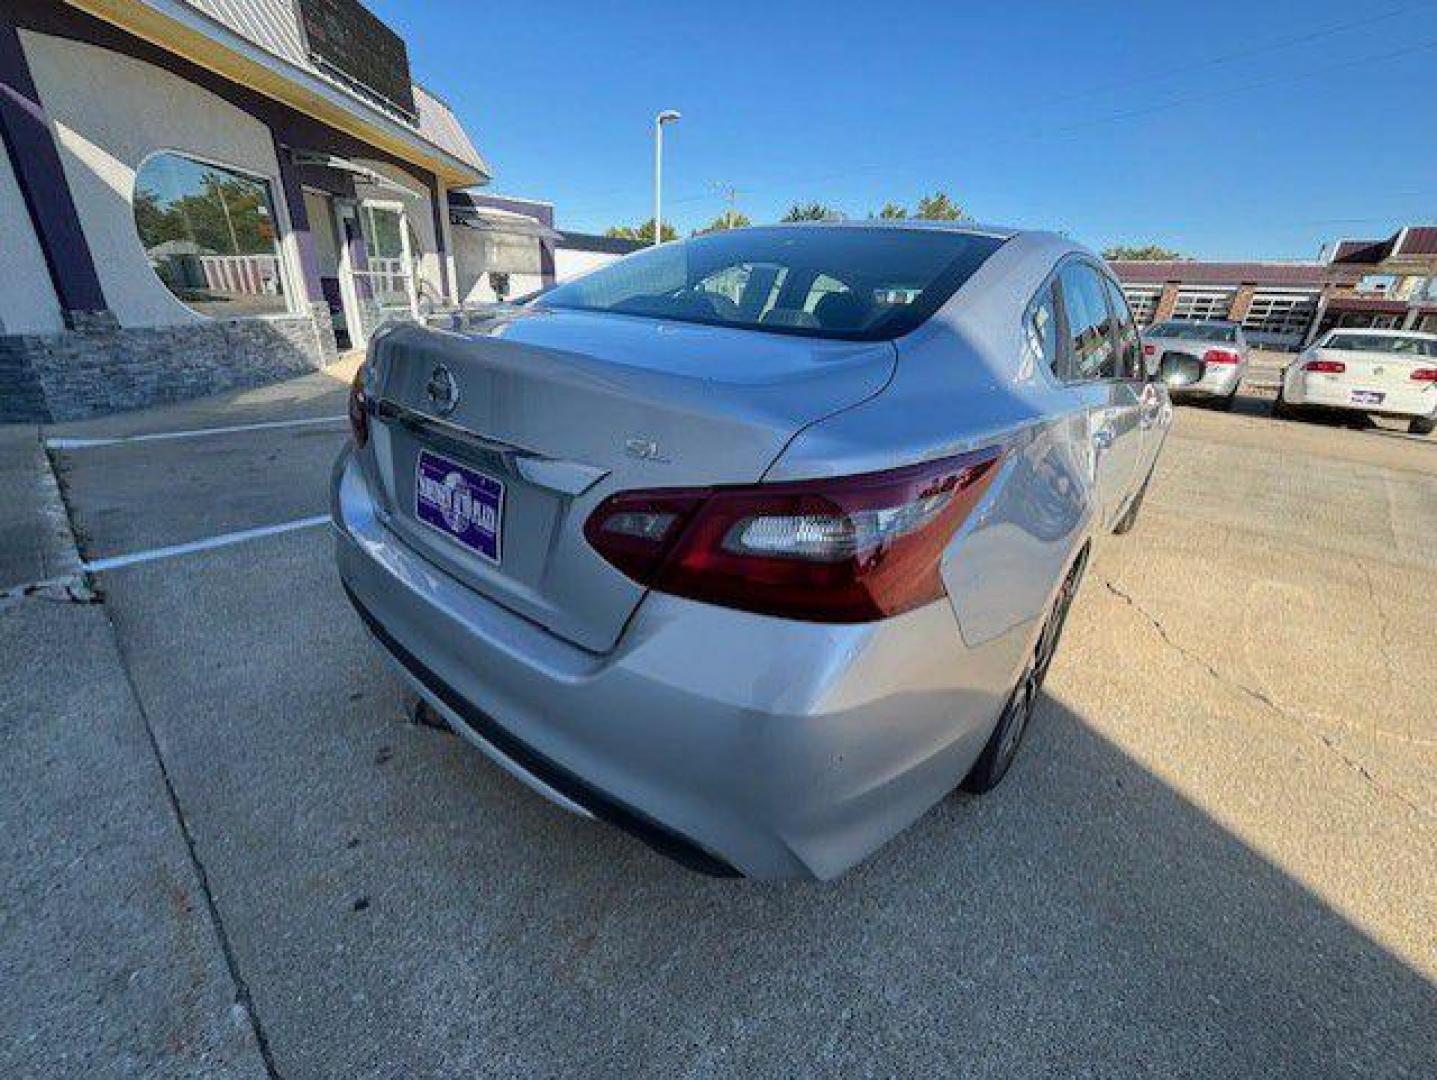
[372, 398, 610, 497]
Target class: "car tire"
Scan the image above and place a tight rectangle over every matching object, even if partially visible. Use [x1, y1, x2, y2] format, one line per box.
[961, 551, 1086, 794]
[1273, 387, 1298, 421]
[1219, 390, 1238, 411]
[1410, 412, 1436, 436]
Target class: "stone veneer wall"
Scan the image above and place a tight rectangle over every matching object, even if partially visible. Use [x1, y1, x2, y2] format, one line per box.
[0, 303, 337, 423]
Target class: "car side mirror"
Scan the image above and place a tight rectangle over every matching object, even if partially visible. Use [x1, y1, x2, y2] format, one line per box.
[1159, 352, 1203, 388]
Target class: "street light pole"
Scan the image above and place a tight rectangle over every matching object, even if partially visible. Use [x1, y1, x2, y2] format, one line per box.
[653, 109, 681, 247]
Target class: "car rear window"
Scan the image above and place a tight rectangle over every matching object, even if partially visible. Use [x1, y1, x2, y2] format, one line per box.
[1149, 322, 1238, 343]
[536, 226, 1005, 341]
[1325, 333, 1437, 357]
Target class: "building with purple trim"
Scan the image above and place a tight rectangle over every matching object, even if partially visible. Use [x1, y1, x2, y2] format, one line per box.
[1, 0, 489, 422]
[446, 190, 642, 303]
[1111, 224, 1437, 351]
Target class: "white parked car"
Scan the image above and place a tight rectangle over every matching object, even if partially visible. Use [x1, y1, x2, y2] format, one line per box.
[1276, 329, 1437, 435]
[1140, 320, 1249, 409]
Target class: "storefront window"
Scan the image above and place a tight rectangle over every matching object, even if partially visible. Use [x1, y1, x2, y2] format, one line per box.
[133, 153, 288, 318]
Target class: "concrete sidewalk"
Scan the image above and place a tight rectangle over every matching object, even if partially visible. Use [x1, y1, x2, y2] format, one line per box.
[41, 352, 362, 445]
[0, 428, 271, 1079]
[0, 426, 82, 595]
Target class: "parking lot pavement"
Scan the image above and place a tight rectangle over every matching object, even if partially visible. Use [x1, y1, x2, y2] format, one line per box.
[1245, 347, 1290, 391]
[12, 387, 1437, 1077]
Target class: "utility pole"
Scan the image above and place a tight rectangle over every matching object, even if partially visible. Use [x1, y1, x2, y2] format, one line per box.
[714, 182, 740, 230]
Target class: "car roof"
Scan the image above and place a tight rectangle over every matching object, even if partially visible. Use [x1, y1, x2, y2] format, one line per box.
[763, 219, 1023, 241]
[1326, 327, 1437, 341]
[1152, 319, 1239, 328]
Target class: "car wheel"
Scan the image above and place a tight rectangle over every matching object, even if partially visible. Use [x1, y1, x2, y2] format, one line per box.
[1410, 412, 1436, 436]
[1219, 390, 1238, 411]
[1273, 387, 1297, 421]
[961, 552, 1086, 794]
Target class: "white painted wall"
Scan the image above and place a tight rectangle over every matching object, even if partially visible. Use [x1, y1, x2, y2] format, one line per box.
[555, 247, 623, 281]
[0, 146, 63, 335]
[19, 31, 293, 329]
[453, 224, 547, 302]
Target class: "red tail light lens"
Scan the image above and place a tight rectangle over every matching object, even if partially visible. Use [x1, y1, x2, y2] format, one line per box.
[347, 365, 370, 448]
[1203, 348, 1241, 365]
[584, 447, 1005, 623]
[1411, 367, 1437, 382]
[1304, 359, 1346, 374]
[1142, 343, 1155, 357]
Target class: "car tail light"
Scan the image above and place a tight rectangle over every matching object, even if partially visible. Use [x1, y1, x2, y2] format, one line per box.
[1411, 367, 1437, 382]
[1203, 348, 1241, 365]
[1304, 359, 1346, 374]
[347, 365, 370, 449]
[584, 447, 1005, 622]
[1142, 343, 1155, 357]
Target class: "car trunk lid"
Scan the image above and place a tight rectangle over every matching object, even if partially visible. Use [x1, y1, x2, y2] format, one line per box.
[364, 310, 895, 652]
[1310, 346, 1428, 390]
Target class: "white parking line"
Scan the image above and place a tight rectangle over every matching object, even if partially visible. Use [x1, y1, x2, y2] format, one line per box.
[47, 414, 347, 450]
[83, 515, 330, 573]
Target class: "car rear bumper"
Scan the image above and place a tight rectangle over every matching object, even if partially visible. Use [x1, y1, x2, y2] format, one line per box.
[1286, 373, 1436, 418]
[332, 449, 1024, 880]
[1167, 364, 1242, 399]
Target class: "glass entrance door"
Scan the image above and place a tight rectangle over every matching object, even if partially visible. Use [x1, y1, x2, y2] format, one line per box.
[341, 200, 419, 345]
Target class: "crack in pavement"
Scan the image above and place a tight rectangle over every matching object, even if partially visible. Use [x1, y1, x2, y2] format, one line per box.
[1355, 556, 1401, 692]
[1101, 578, 1431, 822]
[0, 575, 101, 611]
[105, 608, 286, 1079]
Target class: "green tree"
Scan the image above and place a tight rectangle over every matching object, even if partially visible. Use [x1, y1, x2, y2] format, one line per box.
[872, 203, 908, 220]
[605, 218, 678, 244]
[1103, 244, 1187, 261]
[694, 210, 752, 235]
[914, 191, 964, 221]
[781, 202, 843, 222]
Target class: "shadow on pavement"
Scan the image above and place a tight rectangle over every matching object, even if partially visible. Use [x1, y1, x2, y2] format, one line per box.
[91, 530, 1437, 1079]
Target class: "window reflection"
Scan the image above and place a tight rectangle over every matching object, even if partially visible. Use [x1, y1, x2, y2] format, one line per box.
[133, 153, 288, 318]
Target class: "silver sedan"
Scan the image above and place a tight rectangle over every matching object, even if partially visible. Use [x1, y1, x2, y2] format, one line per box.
[332, 223, 1170, 879]
[1141, 319, 1250, 408]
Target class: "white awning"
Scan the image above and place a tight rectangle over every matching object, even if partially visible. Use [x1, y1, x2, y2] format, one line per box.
[287, 150, 423, 198]
[451, 204, 561, 241]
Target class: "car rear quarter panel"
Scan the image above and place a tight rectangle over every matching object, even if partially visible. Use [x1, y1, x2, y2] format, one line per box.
[766, 234, 1096, 669]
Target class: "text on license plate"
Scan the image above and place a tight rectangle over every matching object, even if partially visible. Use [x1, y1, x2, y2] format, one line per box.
[414, 449, 504, 564]
[1350, 390, 1385, 406]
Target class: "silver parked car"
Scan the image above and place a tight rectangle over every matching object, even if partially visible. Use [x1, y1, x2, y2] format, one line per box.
[333, 223, 1170, 879]
[1140, 319, 1250, 408]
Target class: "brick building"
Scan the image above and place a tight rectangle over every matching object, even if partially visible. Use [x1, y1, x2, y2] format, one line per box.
[1111, 223, 1437, 350]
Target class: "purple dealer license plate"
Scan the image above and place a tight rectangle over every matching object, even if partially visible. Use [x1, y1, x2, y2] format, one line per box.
[414, 450, 504, 564]
[1350, 390, 1384, 406]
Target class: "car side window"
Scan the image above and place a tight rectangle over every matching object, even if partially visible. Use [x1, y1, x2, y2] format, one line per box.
[1102, 276, 1143, 380]
[1058, 263, 1118, 381]
[1023, 283, 1061, 380]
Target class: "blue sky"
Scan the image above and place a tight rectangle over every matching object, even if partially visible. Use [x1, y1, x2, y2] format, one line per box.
[369, 0, 1437, 259]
